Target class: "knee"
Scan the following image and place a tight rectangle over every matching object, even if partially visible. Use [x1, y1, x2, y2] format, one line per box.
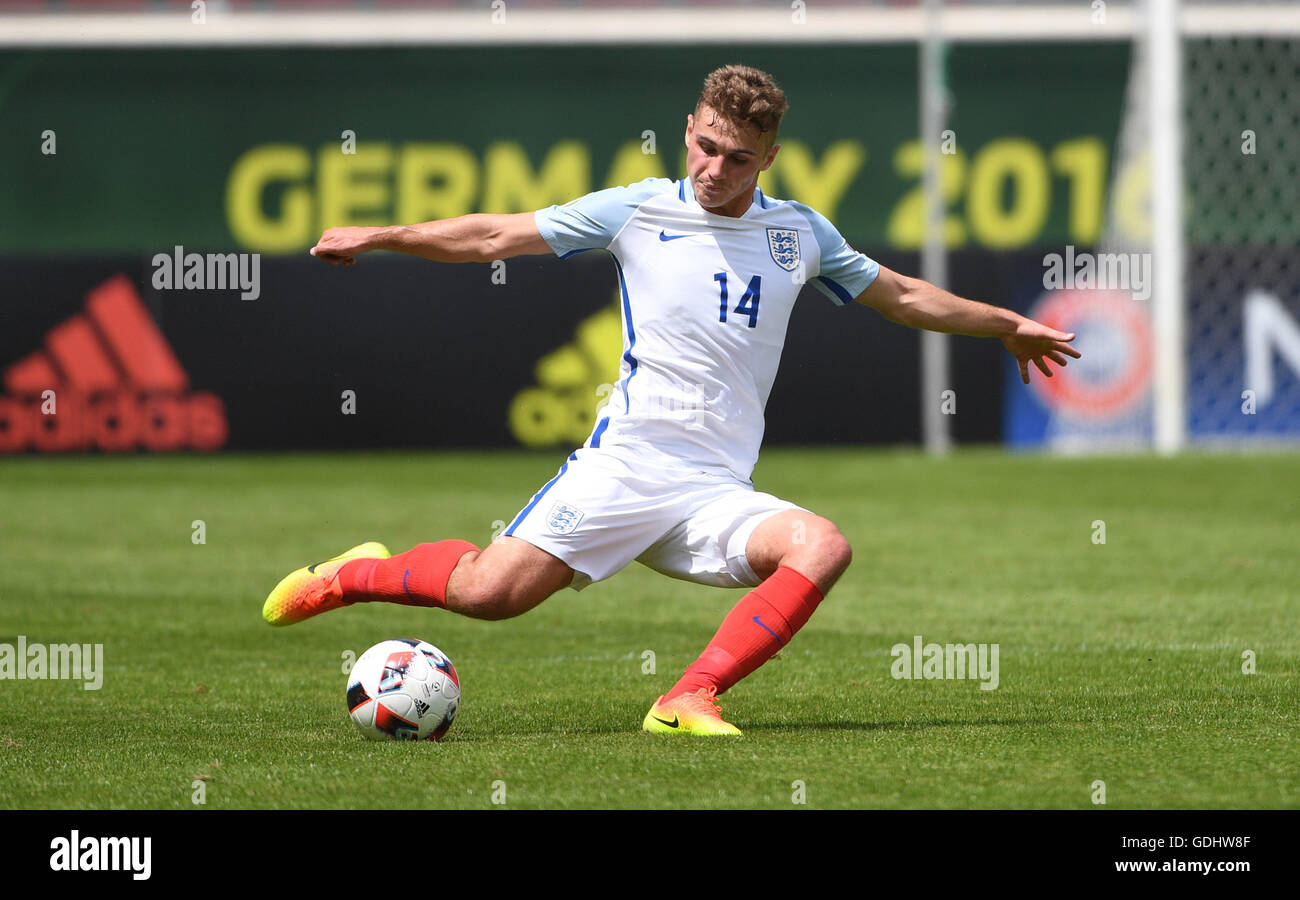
[773, 515, 852, 587]
[793, 518, 851, 583]
[451, 567, 519, 621]
[814, 524, 853, 576]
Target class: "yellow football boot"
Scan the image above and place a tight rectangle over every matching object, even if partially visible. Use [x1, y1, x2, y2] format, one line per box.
[642, 686, 743, 736]
[262, 541, 390, 626]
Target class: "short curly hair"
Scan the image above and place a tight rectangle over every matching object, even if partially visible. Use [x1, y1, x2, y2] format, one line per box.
[695, 65, 789, 145]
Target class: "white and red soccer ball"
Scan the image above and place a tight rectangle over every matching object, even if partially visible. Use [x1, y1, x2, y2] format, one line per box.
[346, 639, 460, 741]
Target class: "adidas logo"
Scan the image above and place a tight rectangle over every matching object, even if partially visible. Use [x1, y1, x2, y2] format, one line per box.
[0, 275, 228, 453]
[508, 298, 622, 449]
[413, 699, 430, 719]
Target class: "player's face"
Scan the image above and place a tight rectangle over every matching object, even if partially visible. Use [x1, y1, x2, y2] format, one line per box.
[685, 106, 779, 218]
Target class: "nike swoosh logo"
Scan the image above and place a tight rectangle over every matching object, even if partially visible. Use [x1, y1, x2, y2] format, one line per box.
[651, 713, 680, 728]
[307, 560, 328, 574]
[753, 615, 785, 645]
[659, 231, 691, 241]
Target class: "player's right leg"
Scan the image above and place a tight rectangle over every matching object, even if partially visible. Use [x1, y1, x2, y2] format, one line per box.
[444, 537, 575, 620]
[262, 540, 392, 626]
[262, 445, 668, 626]
[262, 536, 573, 626]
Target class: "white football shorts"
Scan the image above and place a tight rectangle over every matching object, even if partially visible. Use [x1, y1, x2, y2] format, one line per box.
[502, 445, 804, 591]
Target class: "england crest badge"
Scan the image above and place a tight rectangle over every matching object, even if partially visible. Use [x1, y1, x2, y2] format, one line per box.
[546, 502, 584, 535]
[767, 228, 800, 272]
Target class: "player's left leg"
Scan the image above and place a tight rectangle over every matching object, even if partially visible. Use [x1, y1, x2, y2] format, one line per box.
[744, 509, 853, 594]
[643, 506, 850, 735]
[663, 510, 849, 696]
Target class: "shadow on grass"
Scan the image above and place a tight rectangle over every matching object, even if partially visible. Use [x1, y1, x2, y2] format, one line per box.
[445, 715, 1068, 741]
[742, 716, 1069, 733]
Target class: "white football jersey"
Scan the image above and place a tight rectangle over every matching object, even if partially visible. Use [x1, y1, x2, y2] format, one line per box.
[534, 175, 880, 483]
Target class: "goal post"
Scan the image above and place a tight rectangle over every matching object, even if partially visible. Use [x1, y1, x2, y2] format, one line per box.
[1150, 0, 1188, 454]
[921, 0, 953, 456]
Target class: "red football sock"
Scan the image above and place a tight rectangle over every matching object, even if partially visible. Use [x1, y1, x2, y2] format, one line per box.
[336, 540, 478, 610]
[664, 565, 824, 701]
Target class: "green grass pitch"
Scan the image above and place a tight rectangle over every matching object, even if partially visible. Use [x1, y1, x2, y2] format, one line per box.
[1, 448, 1296, 809]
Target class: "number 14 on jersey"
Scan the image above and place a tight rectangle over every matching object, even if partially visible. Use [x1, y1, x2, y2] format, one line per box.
[713, 273, 761, 328]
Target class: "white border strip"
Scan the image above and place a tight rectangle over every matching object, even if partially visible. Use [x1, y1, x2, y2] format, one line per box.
[0, 7, 1144, 47]
[0, 5, 1296, 48]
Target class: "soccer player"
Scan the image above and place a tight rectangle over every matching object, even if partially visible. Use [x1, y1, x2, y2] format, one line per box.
[263, 65, 1080, 736]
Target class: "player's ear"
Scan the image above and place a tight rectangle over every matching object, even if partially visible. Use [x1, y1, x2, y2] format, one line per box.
[761, 141, 780, 170]
[684, 113, 695, 146]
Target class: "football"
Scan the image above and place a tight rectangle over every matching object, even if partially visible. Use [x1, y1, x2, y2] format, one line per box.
[346, 638, 460, 741]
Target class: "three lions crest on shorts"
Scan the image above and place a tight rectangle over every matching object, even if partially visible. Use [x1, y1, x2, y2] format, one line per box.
[546, 502, 585, 535]
[766, 228, 800, 271]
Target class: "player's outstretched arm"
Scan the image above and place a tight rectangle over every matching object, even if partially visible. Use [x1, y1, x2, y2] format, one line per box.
[854, 264, 1081, 384]
[310, 212, 551, 266]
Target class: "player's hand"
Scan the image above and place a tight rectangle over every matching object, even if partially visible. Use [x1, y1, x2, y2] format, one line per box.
[1001, 319, 1082, 384]
[310, 227, 379, 266]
